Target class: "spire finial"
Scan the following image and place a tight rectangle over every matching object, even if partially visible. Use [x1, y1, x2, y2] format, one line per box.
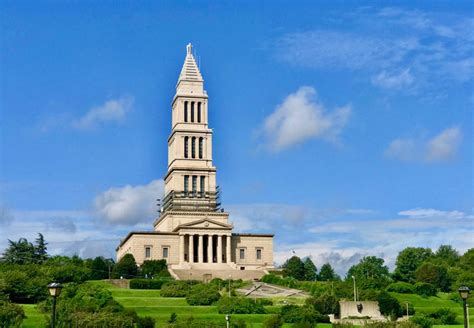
[186, 43, 192, 55]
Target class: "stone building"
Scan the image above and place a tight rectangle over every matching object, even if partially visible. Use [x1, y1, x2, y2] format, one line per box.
[116, 44, 274, 280]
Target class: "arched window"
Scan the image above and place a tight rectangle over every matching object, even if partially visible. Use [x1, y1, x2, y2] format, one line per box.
[184, 136, 189, 158]
[191, 102, 195, 122]
[191, 137, 196, 158]
[184, 101, 188, 122]
[197, 102, 201, 123]
[199, 137, 203, 159]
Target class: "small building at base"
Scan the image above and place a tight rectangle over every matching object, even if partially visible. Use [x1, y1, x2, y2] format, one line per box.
[116, 44, 274, 280]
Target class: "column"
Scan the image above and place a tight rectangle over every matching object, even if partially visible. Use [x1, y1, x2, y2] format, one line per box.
[207, 235, 213, 263]
[179, 234, 185, 264]
[217, 235, 222, 263]
[198, 234, 203, 263]
[226, 235, 231, 263]
[189, 234, 194, 263]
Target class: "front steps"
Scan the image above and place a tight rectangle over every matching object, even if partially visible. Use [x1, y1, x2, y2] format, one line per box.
[169, 263, 267, 281]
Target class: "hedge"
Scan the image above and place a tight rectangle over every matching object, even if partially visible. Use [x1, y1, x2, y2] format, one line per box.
[129, 279, 169, 289]
[386, 282, 415, 294]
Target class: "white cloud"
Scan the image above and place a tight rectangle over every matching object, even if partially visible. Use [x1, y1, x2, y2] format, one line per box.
[274, 9, 473, 92]
[426, 127, 462, 162]
[260, 86, 351, 151]
[72, 96, 134, 130]
[371, 69, 414, 89]
[94, 179, 164, 225]
[398, 208, 470, 220]
[385, 126, 462, 162]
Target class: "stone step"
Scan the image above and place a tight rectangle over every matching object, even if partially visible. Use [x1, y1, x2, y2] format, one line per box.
[170, 268, 266, 281]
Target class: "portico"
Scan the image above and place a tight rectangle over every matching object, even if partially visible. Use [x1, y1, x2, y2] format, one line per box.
[178, 233, 232, 264]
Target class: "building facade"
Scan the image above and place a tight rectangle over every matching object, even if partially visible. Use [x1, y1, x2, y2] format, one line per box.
[116, 44, 274, 280]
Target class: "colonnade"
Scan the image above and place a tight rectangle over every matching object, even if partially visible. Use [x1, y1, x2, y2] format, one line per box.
[179, 233, 231, 264]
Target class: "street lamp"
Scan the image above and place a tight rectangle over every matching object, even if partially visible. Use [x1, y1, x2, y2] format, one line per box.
[225, 314, 231, 328]
[47, 282, 63, 328]
[458, 286, 470, 328]
[352, 276, 356, 302]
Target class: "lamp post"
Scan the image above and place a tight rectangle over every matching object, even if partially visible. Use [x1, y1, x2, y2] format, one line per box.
[459, 286, 470, 328]
[352, 276, 356, 302]
[47, 282, 63, 328]
[225, 314, 231, 328]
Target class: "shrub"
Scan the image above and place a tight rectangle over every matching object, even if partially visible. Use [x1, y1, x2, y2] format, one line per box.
[129, 279, 167, 290]
[140, 260, 169, 278]
[427, 308, 457, 325]
[332, 323, 354, 328]
[377, 291, 402, 319]
[186, 284, 221, 305]
[364, 322, 396, 328]
[414, 283, 437, 297]
[411, 314, 435, 328]
[216, 296, 266, 314]
[257, 298, 274, 306]
[305, 294, 338, 315]
[280, 304, 326, 324]
[0, 300, 25, 327]
[112, 254, 138, 279]
[136, 316, 156, 328]
[386, 282, 415, 294]
[160, 281, 192, 297]
[263, 314, 283, 328]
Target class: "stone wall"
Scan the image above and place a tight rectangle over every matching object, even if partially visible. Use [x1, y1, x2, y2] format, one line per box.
[232, 234, 274, 269]
[116, 233, 179, 265]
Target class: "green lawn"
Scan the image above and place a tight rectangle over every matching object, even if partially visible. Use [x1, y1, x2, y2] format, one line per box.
[391, 292, 473, 326]
[21, 304, 45, 328]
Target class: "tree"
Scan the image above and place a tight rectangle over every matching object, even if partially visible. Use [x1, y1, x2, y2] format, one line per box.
[89, 257, 112, 280]
[140, 260, 169, 278]
[112, 254, 138, 279]
[318, 263, 338, 281]
[1, 238, 36, 265]
[34, 233, 48, 263]
[303, 258, 317, 281]
[346, 256, 390, 288]
[377, 291, 402, 320]
[0, 300, 25, 327]
[434, 245, 459, 266]
[415, 263, 451, 292]
[393, 247, 433, 283]
[282, 256, 305, 280]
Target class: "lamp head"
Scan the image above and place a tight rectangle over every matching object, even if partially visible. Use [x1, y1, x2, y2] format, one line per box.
[47, 282, 63, 297]
[458, 286, 470, 300]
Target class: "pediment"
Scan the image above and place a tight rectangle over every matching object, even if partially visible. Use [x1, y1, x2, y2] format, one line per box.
[174, 218, 232, 231]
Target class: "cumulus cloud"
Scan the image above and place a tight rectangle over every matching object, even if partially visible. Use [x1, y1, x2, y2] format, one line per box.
[94, 179, 164, 225]
[72, 96, 134, 130]
[385, 126, 462, 162]
[260, 86, 351, 151]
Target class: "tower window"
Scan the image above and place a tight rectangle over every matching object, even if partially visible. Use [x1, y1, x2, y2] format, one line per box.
[200, 176, 205, 194]
[192, 176, 197, 194]
[184, 175, 189, 193]
[191, 137, 196, 158]
[191, 102, 195, 122]
[184, 136, 189, 158]
[199, 137, 203, 159]
[184, 101, 188, 122]
[197, 102, 201, 123]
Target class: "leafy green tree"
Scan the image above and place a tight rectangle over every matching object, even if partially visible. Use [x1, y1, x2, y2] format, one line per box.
[112, 254, 138, 279]
[415, 263, 451, 292]
[263, 314, 283, 328]
[140, 259, 169, 278]
[393, 247, 433, 283]
[459, 248, 474, 271]
[34, 233, 48, 263]
[283, 256, 305, 280]
[347, 256, 391, 288]
[305, 294, 339, 315]
[88, 256, 112, 280]
[303, 258, 317, 281]
[318, 263, 338, 281]
[1, 238, 36, 265]
[434, 245, 459, 266]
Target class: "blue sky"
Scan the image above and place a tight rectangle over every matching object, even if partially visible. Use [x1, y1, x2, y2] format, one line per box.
[1, 1, 472, 275]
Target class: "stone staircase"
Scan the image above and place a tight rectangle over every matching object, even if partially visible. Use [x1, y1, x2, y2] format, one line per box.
[169, 263, 267, 281]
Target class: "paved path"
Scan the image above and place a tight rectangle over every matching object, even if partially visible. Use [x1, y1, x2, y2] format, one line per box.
[236, 282, 309, 298]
